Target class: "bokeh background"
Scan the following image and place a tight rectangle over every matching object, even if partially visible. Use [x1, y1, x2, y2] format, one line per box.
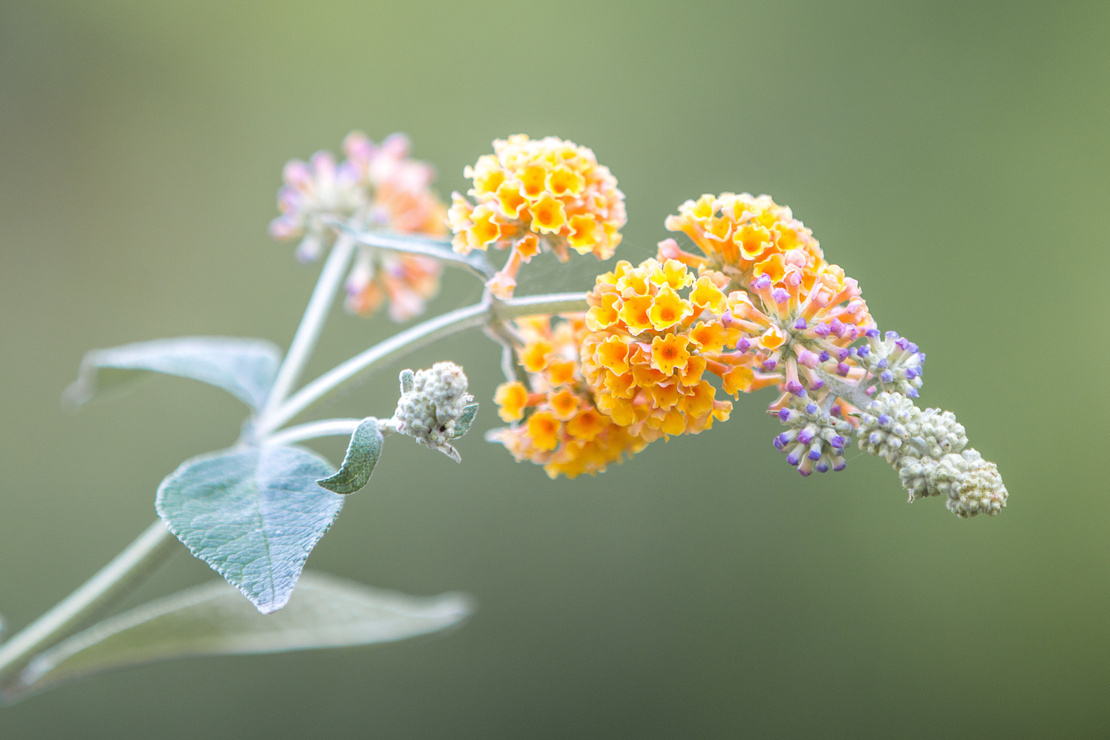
[2, 1, 1108, 737]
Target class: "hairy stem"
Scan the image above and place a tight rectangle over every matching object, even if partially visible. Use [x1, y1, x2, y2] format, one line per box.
[0, 520, 178, 696]
[258, 233, 357, 424]
[327, 222, 495, 282]
[265, 418, 366, 447]
[255, 292, 588, 435]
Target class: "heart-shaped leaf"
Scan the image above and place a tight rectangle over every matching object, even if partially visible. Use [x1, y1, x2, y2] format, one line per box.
[64, 336, 282, 412]
[155, 445, 343, 614]
[317, 418, 384, 495]
[13, 572, 474, 700]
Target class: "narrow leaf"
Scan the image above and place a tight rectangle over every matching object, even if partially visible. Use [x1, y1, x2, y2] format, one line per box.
[64, 336, 282, 412]
[451, 402, 479, 439]
[317, 418, 384, 495]
[155, 446, 343, 614]
[16, 572, 474, 697]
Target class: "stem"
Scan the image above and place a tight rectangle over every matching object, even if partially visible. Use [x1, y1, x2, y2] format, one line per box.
[0, 520, 178, 694]
[265, 418, 364, 447]
[326, 221, 495, 281]
[258, 233, 357, 424]
[255, 292, 588, 435]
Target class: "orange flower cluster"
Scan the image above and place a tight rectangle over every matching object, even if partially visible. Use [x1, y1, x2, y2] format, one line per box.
[447, 135, 626, 298]
[579, 258, 745, 441]
[489, 315, 648, 478]
[661, 192, 823, 289]
[659, 193, 874, 409]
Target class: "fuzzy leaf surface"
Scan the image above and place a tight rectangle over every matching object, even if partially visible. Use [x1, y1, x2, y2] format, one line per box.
[317, 418, 383, 495]
[452, 402, 479, 439]
[64, 336, 282, 412]
[15, 572, 473, 698]
[155, 445, 343, 614]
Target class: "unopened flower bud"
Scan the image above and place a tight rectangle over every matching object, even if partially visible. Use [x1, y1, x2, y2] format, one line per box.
[857, 392, 918, 464]
[392, 362, 475, 453]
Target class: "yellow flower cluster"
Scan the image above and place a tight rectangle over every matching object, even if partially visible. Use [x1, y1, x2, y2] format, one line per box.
[489, 315, 648, 479]
[448, 135, 626, 298]
[661, 193, 824, 289]
[579, 258, 748, 442]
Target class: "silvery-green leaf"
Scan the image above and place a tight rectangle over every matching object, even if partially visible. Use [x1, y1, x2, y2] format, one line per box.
[64, 336, 282, 412]
[14, 572, 473, 698]
[317, 418, 384, 495]
[451, 403, 479, 439]
[155, 445, 343, 614]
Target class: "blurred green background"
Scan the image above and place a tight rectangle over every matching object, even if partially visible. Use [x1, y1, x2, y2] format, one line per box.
[2, 1, 1107, 737]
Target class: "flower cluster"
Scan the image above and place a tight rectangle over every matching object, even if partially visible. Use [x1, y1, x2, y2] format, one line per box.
[391, 362, 476, 461]
[447, 135, 626, 298]
[270, 132, 446, 321]
[578, 258, 738, 441]
[488, 315, 648, 478]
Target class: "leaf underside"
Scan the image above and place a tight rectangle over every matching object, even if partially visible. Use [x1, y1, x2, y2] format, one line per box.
[155, 445, 343, 614]
[317, 418, 384, 495]
[16, 572, 474, 698]
[64, 336, 282, 412]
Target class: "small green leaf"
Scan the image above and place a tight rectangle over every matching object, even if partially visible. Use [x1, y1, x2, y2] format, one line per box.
[155, 445, 343, 614]
[451, 402, 479, 439]
[399, 368, 415, 395]
[64, 336, 282, 412]
[14, 572, 474, 699]
[317, 418, 384, 495]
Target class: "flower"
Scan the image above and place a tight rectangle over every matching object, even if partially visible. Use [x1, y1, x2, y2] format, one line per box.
[661, 192, 824, 288]
[487, 315, 648, 478]
[448, 135, 626, 298]
[270, 131, 446, 321]
[579, 258, 741, 441]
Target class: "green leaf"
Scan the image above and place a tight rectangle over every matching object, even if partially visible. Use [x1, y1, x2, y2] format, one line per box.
[155, 445, 343, 614]
[15, 572, 474, 698]
[317, 418, 384, 495]
[64, 336, 282, 412]
[451, 402, 479, 439]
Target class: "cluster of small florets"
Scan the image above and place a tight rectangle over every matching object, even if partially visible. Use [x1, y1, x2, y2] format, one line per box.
[392, 362, 474, 448]
[852, 391, 1005, 516]
[270, 131, 445, 321]
[773, 401, 853, 476]
[447, 135, 626, 299]
[855, 330, 925, 398]
[578, 258, 738, 441]
[488, 315, 647, 478]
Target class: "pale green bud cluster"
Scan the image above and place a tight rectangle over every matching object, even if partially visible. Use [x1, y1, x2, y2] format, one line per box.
[391, 362, 476, 460]
[858, 392, 1005, 517]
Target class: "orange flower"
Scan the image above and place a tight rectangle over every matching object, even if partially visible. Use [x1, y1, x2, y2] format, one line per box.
[489, 315, 651, 478]
[448, 135, 626, 298]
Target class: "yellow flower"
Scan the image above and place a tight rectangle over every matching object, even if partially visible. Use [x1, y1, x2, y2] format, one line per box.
[579, 257, 736, 440]
[488, 315, 653, 478]
[449, 135, 626, 298]
[494, 381, 529, 422]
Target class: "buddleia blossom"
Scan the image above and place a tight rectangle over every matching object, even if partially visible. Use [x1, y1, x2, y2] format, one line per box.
[487, 315, 648, 478]
[270, 131, 446, 321]
[578, 258, 737, 441]
[661, 192, 824, 287]
[447, 135, 626, 299]
[391, 362, 475, 460]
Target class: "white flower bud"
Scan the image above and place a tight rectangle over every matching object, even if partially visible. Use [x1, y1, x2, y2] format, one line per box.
[858, 392, 919, 464]
[391, 362, 475, 454]
[911, 407, 968, 458]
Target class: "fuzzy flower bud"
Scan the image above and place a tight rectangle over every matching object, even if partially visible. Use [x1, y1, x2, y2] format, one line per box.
[929, 449, 1008, 518]
[911, 407, 968, 458]
[392, 363, 476, 458]
[773, 401, 853, 476]
[859, 329, 925, 397]
[857, 392, 918, 464]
